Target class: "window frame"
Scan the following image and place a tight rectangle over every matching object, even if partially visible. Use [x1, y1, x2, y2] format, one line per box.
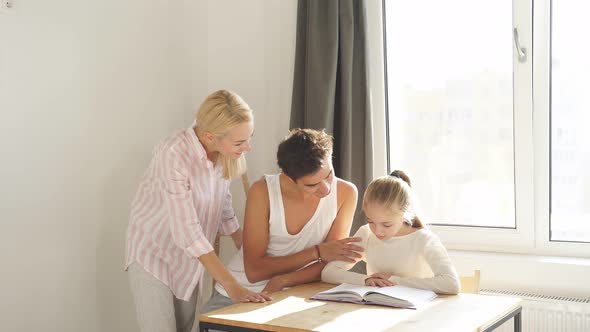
[532, 0, 590, 257]
[375, 0, 590, 258]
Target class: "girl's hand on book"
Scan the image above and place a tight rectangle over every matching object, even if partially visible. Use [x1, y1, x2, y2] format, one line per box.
[365, 277, 395, 287]
[318, 237, 364, 263]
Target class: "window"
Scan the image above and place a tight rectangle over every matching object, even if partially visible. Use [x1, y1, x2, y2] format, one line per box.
[550, 1, 590, 244]
[382, 0, 590, 256]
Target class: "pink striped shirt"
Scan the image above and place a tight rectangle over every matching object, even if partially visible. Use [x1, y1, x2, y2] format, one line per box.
[125, 126, 240, 301]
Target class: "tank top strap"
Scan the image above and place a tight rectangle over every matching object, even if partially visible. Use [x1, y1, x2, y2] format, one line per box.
[264, 174, 285, 229]
[320, 177, 339, 224]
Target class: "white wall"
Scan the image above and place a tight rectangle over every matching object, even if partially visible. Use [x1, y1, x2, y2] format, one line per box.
[0, 1, 296, 331]
[203, 0, 297, 262]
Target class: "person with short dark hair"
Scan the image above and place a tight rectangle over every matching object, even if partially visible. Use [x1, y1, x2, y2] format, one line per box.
[276, 128, 335, 181]
[202, 128, 363, 313]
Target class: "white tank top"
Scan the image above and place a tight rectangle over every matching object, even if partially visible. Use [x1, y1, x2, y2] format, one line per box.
[215, 173, 338, 295]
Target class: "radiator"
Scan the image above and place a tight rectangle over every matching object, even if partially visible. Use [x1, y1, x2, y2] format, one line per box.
[480, 289, 590, 332]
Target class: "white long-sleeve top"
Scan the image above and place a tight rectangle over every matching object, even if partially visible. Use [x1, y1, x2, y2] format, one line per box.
[321, 224, 460, 294]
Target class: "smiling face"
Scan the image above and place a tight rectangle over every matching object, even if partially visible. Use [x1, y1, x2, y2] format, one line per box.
[364, 203, 407, 240]
[295, 156, 334, 198]
[214, 121, 254, 159]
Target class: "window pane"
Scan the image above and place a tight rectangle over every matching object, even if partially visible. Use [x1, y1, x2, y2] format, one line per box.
[550, 2, 590, 242]
[384, 0, 515, 227]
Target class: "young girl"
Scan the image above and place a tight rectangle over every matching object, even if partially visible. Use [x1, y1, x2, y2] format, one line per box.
[321, 170, 460, 294]
[125, 90, 270, 332]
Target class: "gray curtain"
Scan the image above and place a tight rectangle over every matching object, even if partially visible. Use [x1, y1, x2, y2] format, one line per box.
[290, 0, 373, 234]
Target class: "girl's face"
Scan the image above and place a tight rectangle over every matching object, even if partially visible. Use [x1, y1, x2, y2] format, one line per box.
[296, 156, 334, 198]
[216, 121, 254, 159]
[364, 203, 406, 240]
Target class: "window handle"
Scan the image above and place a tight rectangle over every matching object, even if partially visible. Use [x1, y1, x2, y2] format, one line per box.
[513, 28, 527, 63]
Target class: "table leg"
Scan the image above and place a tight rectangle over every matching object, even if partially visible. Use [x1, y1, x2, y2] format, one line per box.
[482, 305, 522, 332]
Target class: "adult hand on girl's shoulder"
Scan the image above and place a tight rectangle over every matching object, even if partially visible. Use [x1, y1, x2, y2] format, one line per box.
[226, 283, 272, 303]
[364, 276, 396, 287]
[318, 237, 364, 263]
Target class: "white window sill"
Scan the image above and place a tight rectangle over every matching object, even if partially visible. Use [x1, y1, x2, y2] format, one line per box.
[449, 250, 590, 298]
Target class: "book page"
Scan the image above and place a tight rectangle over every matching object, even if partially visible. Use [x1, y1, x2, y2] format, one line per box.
[363, 293, 411, 308]
[311, 284, 438, 309]
[314, 283, 376, 298]
[367, 285, 437, 304]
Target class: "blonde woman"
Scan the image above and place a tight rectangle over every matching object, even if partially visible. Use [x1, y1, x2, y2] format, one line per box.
[125, 90, 270, 332]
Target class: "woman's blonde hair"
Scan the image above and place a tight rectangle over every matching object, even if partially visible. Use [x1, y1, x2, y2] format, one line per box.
[362, 170, 424, 228]
[195, 90, 253, 179]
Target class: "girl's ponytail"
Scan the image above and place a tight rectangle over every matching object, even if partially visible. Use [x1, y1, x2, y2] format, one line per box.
[363, 170, 424, 229]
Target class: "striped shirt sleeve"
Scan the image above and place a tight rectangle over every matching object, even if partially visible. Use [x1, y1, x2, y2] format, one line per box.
[161, 150, 214, 258]
[219, 189, 240, 236]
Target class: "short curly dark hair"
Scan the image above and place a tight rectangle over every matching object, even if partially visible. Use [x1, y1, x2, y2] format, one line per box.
[277, 128, 333, 181]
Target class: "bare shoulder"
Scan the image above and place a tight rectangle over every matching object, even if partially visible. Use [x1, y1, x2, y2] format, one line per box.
[244, 177, 271, 223]
[247, 176, 270, 201]
[336, 177, 358, 204]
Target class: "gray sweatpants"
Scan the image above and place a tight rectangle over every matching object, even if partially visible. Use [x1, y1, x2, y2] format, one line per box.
[199, 290, 234, 332]
[128, 263, 199, 332]
[201, 289, 233, 314]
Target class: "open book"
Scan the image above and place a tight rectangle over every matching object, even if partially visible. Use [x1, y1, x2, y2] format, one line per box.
[310, 283, 437, 309]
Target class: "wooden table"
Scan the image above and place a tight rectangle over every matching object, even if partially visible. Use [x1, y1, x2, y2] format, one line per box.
[199, 282, 522, 332]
